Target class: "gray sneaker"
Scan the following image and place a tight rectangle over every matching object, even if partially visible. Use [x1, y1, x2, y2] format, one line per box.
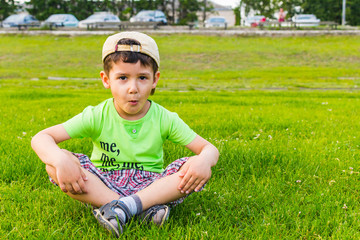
[140, 204, 170, 226]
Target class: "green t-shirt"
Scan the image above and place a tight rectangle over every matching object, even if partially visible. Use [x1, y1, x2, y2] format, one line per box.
[63, 98, 196, 173]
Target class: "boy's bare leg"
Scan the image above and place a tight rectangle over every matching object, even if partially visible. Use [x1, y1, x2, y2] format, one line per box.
[48, 151, 192, 213]
[47, 150, 185, 209]
[48, 162, 185, 210]
[135, 173, 186, 210]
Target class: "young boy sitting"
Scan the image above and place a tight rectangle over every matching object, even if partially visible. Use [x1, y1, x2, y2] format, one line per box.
[31, 31, 219, 237]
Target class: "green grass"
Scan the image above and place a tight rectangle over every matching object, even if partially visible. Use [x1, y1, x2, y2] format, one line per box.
[1, 34, 360, 239]
[1, 34, 359, 90]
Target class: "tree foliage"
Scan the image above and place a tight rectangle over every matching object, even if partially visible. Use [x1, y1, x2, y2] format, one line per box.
[131, 0, 202, 24]
[276, 0, 302, 18]
[24, 0, 203, 24]
[241, 0, 274, 18]
[0, 0, 16, 21]
[5, 0, 359, 26]
[240, 0, 360, 25]
[26, 0, 116, 21]
[233, 6, 241, 25]
[302, 0, 360, 25]
[302, 0, 342, 22]
[177, 0, 201, 24]
[241, 0, 302, 19]
[347, 0, 360, 25]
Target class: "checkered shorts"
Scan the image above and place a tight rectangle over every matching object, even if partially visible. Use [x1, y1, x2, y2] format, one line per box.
[50, 153, 192, 206]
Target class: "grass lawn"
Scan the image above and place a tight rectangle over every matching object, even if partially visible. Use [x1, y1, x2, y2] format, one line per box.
[1, 33, 360, 239]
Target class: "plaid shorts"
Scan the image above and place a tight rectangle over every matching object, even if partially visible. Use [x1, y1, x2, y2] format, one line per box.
[50, 153, 193, 206]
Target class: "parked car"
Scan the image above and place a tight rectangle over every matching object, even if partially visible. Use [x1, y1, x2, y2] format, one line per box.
[204, 17, 227, 28]
[244, 15, 266, 27]
[43, 14, 79, 27]
[2, 14, 40, 28]
[130, 10, 167, 25]
[78, 12, 120, 28]
[292, 14, 320, 27]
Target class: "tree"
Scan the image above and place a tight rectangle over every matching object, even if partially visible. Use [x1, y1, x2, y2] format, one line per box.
[201, 0, 214, 25]
[0, 0, 16, 21]
[237, 0, 360, 25]
[302, 0, 360, 25]
[346, 0, 360, 25]
[26, 0, 119, 21]
[134, 0, 157, 10]
[302, 0, 342, 23]
[275, 0, 302, 18]
[108, 0, 130, 20]
[241, 0, 275, 18]
[233, 6, 241, 25]
[26, 0, 69, 20]
[133, 0, 169, 12]
[68, 0, 97, 20]
[170, 0, 175, 24]
[177, 0, 201, 24]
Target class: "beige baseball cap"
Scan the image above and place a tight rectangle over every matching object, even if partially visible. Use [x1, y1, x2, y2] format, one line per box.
[102, 31, 160, 67]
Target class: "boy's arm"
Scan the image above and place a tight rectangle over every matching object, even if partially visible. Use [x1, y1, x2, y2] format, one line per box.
[31, 124, 88, 194]
[178, 135, 219, 194]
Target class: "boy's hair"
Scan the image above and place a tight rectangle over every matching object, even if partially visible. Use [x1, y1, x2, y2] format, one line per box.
[103, 38, 159, 95]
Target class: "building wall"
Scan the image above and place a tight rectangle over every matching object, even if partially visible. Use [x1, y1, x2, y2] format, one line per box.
[198, 1, 235, 27]
[206, 10, 236, 26]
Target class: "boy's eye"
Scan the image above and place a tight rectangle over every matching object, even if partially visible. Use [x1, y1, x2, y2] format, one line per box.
[139, 76, 147, 80]
[119, 76, 127, 80]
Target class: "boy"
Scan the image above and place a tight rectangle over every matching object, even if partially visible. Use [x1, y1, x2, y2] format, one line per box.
[31, 32, 219, 237]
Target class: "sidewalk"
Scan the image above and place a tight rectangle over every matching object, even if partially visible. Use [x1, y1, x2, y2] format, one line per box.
[1, 27, 360, 36]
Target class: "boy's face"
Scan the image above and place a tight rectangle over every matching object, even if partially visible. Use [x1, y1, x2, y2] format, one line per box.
[100, 60, 160, 120]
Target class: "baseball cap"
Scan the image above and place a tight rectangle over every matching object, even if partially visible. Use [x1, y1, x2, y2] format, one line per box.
[102, 31, 160, 67]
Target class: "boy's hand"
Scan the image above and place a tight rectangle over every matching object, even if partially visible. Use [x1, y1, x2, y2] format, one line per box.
[178, 156, 212, 194]
[31, 125, 88, 195]
[54, 154, 88, 194]
[181, 135, 219, 194]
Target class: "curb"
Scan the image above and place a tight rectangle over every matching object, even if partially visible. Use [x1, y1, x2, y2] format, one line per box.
[1, 29, 360, 37]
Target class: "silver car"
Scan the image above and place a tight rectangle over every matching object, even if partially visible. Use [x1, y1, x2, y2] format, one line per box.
[2, 14, 40, 28]
[78, 12, 120, 28]
[292, 14, 320, 27]
[130, 10, 167, 25]
[43, 14, 79, 27]
[204, 17, 227, 28]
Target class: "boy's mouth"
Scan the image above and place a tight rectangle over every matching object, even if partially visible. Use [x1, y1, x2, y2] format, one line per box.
[129, 100, 138, 105]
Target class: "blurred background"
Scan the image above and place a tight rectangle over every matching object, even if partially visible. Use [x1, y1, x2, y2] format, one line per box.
[0, 0, 359, 29]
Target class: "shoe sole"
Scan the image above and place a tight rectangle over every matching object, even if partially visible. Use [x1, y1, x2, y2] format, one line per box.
[156, 205, 170, 227]
[93, 209, 120, 237]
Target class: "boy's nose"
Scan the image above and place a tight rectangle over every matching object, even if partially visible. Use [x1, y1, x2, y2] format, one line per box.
[128, 80, 138, 94]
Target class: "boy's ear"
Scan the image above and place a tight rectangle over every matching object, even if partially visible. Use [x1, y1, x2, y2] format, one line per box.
[152, 71, 160, 89]
[100, 71, 110, 89]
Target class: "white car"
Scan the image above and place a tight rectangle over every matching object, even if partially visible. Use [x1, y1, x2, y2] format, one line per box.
[43, 14, 79, 27]
[204, 17, 227, 28]
[244, 15, 265, 27]
[2, 14, 40, 28]
[78, 12, 120, 28]
[292, 14, 320, 27]
[130, 10, 167, 25]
